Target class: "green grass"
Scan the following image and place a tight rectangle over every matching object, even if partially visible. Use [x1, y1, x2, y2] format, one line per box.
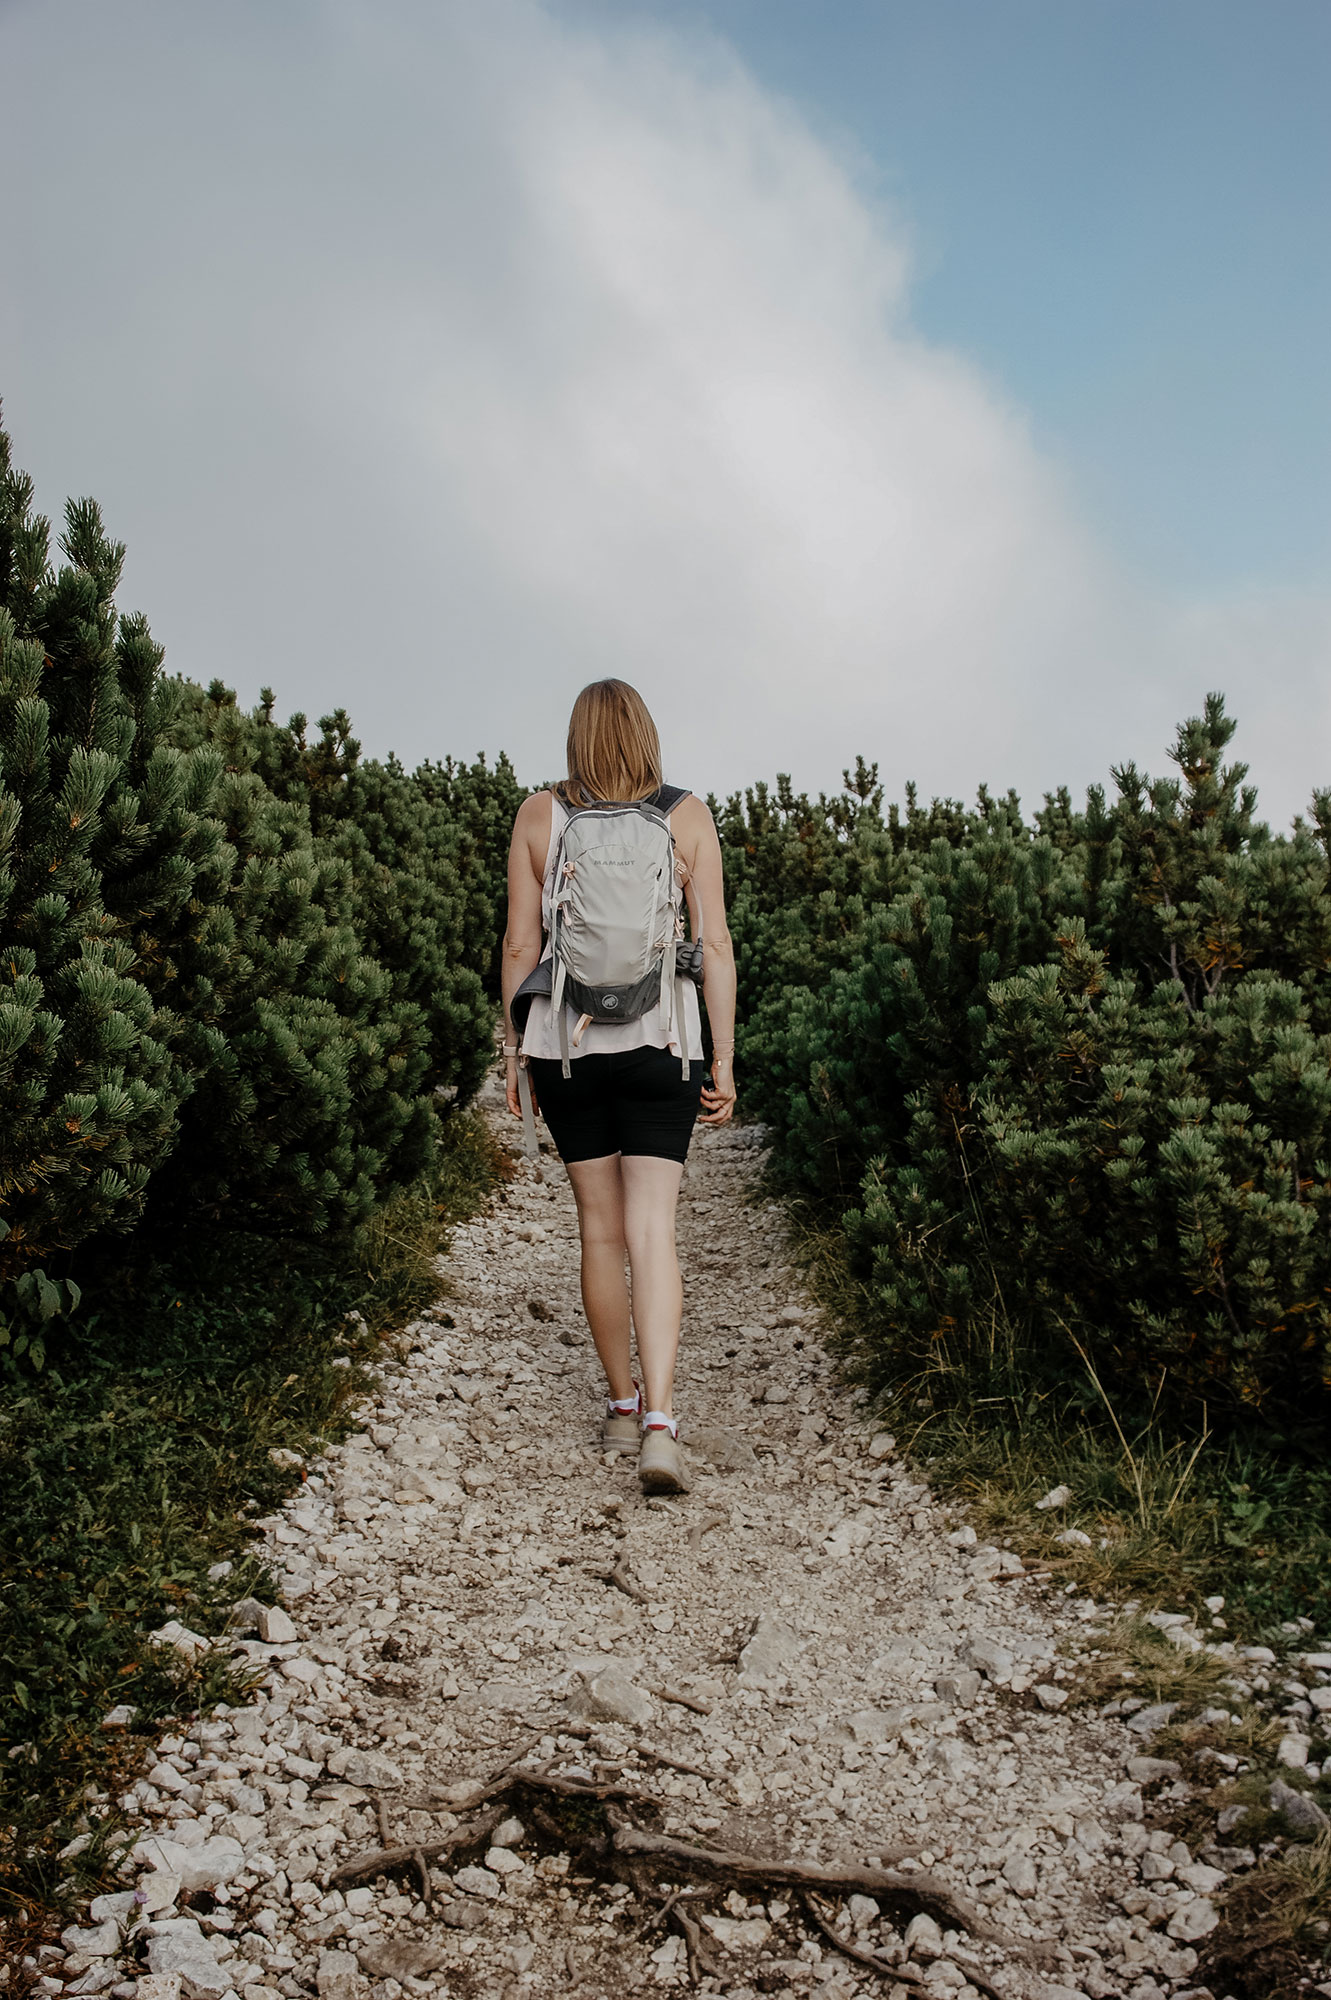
[896, 1401, 1331, 1637]
[0, 1110, 504, 1924]
[784, 1192, 1331, 1641]
[778, 1187, 1331, 1994]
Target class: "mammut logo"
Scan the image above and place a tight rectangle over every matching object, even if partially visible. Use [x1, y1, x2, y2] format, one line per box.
[601, 994, 620, 1010]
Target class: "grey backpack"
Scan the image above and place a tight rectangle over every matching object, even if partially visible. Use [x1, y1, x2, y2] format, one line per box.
[511, 785, 698, 1150]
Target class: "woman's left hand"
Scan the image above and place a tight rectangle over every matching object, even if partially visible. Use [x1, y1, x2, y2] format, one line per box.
[699, 1054, 736, 1126]
[505, 1050, 535, 1121]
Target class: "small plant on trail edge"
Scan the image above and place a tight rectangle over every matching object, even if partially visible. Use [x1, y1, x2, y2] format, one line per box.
[0, 1248, 80, 1373]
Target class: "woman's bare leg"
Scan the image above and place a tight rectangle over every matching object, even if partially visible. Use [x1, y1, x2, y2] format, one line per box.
[620, 1155, 686, 1418]
[564, 1155, 635, 1403]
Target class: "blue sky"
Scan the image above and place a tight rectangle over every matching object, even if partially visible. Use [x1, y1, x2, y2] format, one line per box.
[1, 0, 1327, 816]
[567, 0, 1331, 591]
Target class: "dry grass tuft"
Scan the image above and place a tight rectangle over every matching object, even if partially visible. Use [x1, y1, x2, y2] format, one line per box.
[1064, 1613, 1236, 1714]
[1203, 1831, 1331, 1999]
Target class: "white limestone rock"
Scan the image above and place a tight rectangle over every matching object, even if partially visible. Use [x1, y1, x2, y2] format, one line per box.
[960, 1636, 1014, 1682]
[738, 1613, 802, 1685]
[568, 1666, 655, 1727]
[1167, 1898, 1219, 1941]
[146, 1926, 231, 1999]
[325, 1746, 404, 1788]
[134, 1838, 245, 1894]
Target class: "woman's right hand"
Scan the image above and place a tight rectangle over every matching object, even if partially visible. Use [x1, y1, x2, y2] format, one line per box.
[699, 1053, 736, 1126]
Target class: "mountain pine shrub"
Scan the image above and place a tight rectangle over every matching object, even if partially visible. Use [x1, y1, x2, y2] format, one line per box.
[1, 413, 509, 1298]
[1, 428, 226, 1276]
[152, 685, 519, 1232]
[724, 700, 1331, 1433]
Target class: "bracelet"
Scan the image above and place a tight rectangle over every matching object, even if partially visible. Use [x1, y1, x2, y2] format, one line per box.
[502, 1043, 519, 1056]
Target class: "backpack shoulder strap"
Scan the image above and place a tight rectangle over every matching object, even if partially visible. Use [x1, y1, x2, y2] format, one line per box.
[651, 784, 690, 815]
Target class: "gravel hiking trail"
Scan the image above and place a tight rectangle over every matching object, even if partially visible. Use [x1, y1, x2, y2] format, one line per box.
[92, 1094, 1238, 2000]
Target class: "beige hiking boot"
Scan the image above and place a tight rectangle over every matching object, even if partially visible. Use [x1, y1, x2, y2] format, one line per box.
[638, 1414, 689, 1495]
[602, 1390, 641, 1451]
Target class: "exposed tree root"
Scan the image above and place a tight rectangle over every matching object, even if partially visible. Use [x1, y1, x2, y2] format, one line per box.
[630, 1884, 691, 1941]
[329, 1804, 505, 1888]
[330, 1766, 653, 1887]
[328, 1761, 1044, 1980]
[803, 1891, 1008, 1998]
[606, 1809, 1008, 1943]
[802, 1893, 925, 1988]
[674, 1903, 721, 1984]
[631, 1744, 717, 1780]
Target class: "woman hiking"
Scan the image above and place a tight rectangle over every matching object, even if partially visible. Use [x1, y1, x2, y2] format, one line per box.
[501, 680, 736, 1496]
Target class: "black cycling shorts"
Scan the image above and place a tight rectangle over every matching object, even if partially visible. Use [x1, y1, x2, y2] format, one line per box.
[527, 1045, 703, 1165]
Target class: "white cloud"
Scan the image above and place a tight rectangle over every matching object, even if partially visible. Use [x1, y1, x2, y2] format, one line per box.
[0, 0, 1324, 818]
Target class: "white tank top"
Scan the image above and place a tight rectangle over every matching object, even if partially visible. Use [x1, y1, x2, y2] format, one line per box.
[519, 794, 704, 1064]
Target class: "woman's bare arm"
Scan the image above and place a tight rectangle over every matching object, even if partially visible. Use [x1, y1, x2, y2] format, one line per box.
[501, 791, 551, 1119]
[674, 794, 736, 1126]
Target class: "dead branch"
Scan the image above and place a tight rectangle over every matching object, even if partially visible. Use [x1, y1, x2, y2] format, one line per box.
[425, 1735, 544, 1814]
[411, 1847, 431, 1907]
[635, 1745, 717, 1781]
[327, 1802, 505, 1888]
[688, 1511, 727, 1555]
[803, 1893, 924, 1987]
[606, 1813, 1013, 1945]
[650, 1683, 713, 1715]
[594, 1560, 648, 1604]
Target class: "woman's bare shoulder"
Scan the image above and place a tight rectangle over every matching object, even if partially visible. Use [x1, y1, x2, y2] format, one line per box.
[513, 788, 553, 852]
[671, 790, 717, 843]
[671, 789, 714, 824]
[515, 788, 554, 826]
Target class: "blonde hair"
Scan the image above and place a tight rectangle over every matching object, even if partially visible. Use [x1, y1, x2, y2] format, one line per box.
[556, 680, 662, 805]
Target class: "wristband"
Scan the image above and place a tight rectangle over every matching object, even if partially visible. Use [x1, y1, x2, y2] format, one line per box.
[502, 1044, 519, 1056]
